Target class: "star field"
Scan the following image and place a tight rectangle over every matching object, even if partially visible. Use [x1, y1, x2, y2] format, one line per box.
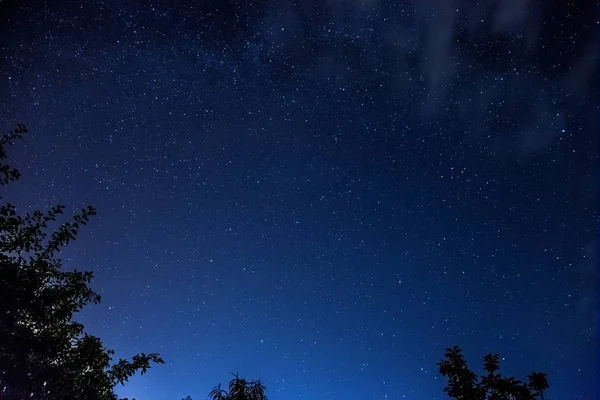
[0, 0, 597, 399]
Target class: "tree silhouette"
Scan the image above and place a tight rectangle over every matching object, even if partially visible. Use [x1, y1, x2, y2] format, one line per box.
[527, 372, 549, 400]
[209, 373, 267, 400]
[0, 124, 164, 399]
[438, 346, 549, 400]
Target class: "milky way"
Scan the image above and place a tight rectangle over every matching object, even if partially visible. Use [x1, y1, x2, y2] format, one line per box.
[0, 1, 597, 399]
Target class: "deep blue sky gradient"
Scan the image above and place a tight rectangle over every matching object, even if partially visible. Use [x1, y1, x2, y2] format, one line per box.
[0, 0, 597, 399]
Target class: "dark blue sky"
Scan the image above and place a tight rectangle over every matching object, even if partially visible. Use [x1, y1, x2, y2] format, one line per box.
[0, 0, 597, 399]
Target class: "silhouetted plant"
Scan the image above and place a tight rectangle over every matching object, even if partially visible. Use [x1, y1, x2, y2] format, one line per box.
[438, 346, 549, 400]
[209, 373, 267, 400]
[0, 124, 164, 399]
[527, 372, 549, 400]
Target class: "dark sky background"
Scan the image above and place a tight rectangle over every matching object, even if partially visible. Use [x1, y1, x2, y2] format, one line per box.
[0, 0, 597, 399]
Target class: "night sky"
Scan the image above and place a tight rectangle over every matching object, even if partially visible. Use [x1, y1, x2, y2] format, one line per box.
[0, 0, 597, 399]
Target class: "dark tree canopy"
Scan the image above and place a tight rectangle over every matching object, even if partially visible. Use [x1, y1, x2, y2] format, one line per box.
[0, 124, 164, 399]
[438, 346, 549, 400]
[209, 373, 267, 400]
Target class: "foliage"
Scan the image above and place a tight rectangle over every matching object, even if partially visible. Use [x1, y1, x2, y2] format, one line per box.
[438, 346, 549, 400]
[0, 124, 164, 399]
[209, 373, 267, 400]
